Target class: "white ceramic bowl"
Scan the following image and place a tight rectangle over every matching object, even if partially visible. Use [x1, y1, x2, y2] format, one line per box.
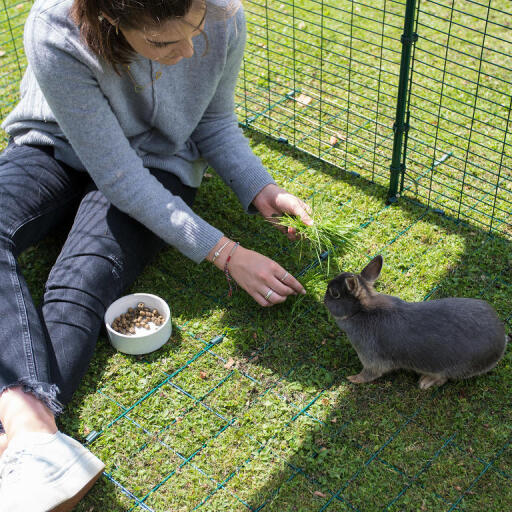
[104, 293, 172, 355]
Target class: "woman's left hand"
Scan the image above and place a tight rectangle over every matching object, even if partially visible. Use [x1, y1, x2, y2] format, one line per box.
[252, 184, 313, 240]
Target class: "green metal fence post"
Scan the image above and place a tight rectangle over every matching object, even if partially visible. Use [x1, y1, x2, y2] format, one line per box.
[388, 0, 418, 203]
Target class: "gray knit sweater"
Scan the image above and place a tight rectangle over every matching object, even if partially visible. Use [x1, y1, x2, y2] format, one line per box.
[2, 0, 275, 263]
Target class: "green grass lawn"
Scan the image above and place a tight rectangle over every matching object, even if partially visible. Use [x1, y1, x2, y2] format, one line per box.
[2, 0, 512, 511]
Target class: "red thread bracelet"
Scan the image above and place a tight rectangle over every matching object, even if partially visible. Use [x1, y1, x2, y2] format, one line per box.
[223, 242, 239, 297]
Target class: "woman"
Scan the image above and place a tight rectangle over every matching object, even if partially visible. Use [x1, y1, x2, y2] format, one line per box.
[0, 0, 312, 510]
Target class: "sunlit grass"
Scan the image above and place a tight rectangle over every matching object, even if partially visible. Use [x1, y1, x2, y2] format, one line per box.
[1, 0, 511, 511]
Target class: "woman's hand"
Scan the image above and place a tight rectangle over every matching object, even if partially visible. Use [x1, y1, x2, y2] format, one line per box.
[228, 245, 306, 306]
[207, 238, 305, 306]
[252, 184, 313, 240]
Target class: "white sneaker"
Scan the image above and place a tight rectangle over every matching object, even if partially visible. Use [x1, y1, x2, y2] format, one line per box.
[0, 431, 105, 512]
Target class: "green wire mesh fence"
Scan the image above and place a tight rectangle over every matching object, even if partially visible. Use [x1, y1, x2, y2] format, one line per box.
[0, 0, 28, 120]
[238, 0, 404, 188]
[401, 0, 512, 238]
[237, 0, 511, 239]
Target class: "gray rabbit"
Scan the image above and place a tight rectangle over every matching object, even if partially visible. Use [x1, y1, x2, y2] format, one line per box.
[324, 255, 508, 389]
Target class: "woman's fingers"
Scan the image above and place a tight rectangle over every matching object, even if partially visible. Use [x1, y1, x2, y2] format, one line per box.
[227, 246, 305, 307]
[276, 269, 305, 295]
[270, 196, 314, 241]
[252, 292, 272, 307]
[295, 203, 314, 227]
[258, 286, 286, 306]
[279, 195, 313, 224]
[258, 269, 306, 306]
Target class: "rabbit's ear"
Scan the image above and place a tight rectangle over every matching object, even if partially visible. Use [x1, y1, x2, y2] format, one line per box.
[345, 276, 360, 295]
[360, 255, 383, 283]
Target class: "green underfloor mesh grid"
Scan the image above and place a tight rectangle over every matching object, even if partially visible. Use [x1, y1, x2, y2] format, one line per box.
[1, 0, 511, 510]
[74, 151, 511, 510]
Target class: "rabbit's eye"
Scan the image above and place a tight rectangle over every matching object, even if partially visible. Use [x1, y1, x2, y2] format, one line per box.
[329, 288, 341, 299]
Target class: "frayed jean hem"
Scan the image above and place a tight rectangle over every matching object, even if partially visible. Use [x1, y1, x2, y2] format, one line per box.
[0, 379, 63, 433]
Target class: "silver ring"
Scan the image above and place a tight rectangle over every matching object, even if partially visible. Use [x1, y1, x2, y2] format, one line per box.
[264, 289, 274, 301]
[280, 271, 289, 282]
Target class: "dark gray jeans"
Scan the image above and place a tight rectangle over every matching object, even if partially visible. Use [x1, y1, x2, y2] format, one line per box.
[0, 141, 196, 419]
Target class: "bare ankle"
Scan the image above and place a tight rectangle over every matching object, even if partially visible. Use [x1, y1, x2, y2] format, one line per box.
[0, 387, 57, 440]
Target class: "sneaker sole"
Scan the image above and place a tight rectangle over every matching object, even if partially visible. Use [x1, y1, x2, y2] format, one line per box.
[48, 451, 105, 512]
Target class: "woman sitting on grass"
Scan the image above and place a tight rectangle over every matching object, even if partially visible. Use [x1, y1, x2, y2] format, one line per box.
[0, 0, 312, 509]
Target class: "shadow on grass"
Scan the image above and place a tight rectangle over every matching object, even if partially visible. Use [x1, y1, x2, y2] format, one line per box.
[194, 136, 512, 511]
[15, 134, 512, 511]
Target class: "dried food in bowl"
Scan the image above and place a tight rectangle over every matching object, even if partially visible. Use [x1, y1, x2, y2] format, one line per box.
[104, 293, 172, 355]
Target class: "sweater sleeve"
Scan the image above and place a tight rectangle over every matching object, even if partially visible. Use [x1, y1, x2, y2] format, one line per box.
[25, 16, 223, 263]
[191, 6, 276, 212]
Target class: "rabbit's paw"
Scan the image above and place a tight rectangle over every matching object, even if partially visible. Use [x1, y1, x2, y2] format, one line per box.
[347, 374, 367, 384]
[347, 368, 382, 384]
[418, 374, 447, 390]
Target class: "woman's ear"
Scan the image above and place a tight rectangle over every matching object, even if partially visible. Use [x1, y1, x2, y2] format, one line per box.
[99, 11, 116, 26]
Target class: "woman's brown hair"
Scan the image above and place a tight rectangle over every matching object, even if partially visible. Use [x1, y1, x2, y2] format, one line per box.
[70, 0, 239, 71]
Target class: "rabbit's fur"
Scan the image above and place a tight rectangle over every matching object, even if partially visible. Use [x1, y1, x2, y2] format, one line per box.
[324, 255, 508, 389]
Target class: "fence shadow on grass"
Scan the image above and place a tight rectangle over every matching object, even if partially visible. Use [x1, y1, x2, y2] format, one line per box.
[205, 137, 512, 511]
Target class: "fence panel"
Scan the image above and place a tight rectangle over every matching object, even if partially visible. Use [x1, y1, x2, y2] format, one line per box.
[237, 0, 405, 189]
[238, 0, 512, 239]
[401, 0, 512, 238]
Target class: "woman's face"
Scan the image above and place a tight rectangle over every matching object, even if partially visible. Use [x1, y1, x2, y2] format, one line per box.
[118, 3, 206, 66]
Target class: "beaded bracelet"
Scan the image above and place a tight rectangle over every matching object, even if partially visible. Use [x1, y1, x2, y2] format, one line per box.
[212, 240, 230, 263]
[224, 242, 240, 297]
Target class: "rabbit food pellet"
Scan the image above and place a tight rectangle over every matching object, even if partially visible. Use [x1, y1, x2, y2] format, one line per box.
[111, 302, 165, 335]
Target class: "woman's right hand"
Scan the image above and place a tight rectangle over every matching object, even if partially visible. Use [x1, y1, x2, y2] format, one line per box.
[207, 238, 305, 306]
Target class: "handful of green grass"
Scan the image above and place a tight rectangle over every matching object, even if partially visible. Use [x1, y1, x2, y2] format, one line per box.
[276, 210, 358, 273]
